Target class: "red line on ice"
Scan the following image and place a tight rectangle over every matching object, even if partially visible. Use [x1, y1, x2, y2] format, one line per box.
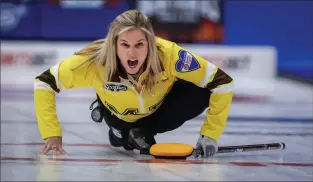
[2, 142, 313, 167]
[1, 157, 313, 167]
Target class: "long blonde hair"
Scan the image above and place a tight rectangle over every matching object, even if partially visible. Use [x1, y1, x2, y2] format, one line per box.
[74, 9, 163, 91]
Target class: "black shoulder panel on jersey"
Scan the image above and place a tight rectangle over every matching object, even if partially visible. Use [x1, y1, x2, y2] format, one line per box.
[206, 68, 233, 90]
[35, 69, 60, 93]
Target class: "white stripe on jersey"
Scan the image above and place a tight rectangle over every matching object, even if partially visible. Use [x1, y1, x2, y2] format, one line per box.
[199, 61, 217, 88]
[51, 63, 61, 90]
[51, 63, 66, 91]
[34, 80, 55, 92]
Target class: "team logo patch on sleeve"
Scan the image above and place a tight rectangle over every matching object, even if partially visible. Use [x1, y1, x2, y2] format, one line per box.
[175, 50, 200, 72]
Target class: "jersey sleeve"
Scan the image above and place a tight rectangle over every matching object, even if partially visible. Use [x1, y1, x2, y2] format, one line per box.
[168, 43, 234, 141]
[34, 55, 96, 140]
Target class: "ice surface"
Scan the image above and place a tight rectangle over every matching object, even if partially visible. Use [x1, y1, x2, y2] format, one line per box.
[1, 79, 313, 181]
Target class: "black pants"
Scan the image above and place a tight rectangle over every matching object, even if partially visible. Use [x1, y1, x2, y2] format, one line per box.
[99, 79, 211, 135]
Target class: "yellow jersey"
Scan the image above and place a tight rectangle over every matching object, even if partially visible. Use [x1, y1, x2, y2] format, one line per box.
[34, 37, 233, 141]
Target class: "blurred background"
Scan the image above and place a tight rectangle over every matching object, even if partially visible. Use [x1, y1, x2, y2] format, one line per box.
[1, 0, 312, 104]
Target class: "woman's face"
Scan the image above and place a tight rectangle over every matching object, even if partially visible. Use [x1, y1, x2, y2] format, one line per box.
[117, 28, 148, 75]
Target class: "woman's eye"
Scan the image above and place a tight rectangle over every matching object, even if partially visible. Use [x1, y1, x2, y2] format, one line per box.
[136, 43, 143, 47]
[121, 43, 129, 47]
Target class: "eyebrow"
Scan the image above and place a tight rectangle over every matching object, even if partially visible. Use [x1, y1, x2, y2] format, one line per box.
[120, 39, 145, 42]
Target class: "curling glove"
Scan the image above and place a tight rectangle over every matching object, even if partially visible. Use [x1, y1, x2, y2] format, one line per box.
[196, 135, 218, 158]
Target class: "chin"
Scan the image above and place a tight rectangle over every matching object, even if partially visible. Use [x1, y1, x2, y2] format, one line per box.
[126, 68, 140, 75]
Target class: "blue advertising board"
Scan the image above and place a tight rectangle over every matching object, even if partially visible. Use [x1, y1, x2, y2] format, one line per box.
[1, 0, 312, 83]
[0, 0, 130, 40]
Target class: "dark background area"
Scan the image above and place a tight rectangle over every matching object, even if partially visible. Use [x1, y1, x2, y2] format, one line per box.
[1, 0, 312, 84]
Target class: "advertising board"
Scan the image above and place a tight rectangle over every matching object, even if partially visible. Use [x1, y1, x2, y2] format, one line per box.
[1, 41, 277, 98]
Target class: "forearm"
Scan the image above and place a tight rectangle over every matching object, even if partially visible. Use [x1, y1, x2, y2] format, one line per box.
[34, 79, 62, 140]
[200, 90, 233, 141]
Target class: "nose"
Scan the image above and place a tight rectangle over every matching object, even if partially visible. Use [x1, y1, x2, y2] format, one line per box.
[128, 47, 136, 58]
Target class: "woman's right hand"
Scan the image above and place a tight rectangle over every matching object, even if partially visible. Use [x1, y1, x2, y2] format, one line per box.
[39, 136, 67, 155]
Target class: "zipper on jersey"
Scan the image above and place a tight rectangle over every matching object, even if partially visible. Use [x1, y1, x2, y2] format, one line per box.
[130, 85, 146, 114]
[138, 85, 146, 113]
[138, 91, 146, 113]
[119, 77, 146, 114]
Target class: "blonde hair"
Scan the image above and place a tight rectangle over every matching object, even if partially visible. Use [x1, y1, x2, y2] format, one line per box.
[74, 9, 163, 91]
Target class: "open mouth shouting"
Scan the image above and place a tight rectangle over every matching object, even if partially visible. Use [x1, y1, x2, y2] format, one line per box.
[127, 59, 139, 69]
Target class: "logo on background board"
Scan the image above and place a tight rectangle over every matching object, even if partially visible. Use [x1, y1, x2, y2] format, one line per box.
[175, 50, 200, 72]
[104, 84, 127, 92]
[1, 51, 57, 66]
[0, 3, 28, 32]
[59, 0, 104, 9]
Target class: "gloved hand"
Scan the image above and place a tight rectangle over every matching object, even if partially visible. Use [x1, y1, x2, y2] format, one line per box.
[196, 135, 218, 158]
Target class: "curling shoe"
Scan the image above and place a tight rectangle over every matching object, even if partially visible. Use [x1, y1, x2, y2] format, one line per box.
[128, 128, 156, 155]
[108, 128, 123, 147]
